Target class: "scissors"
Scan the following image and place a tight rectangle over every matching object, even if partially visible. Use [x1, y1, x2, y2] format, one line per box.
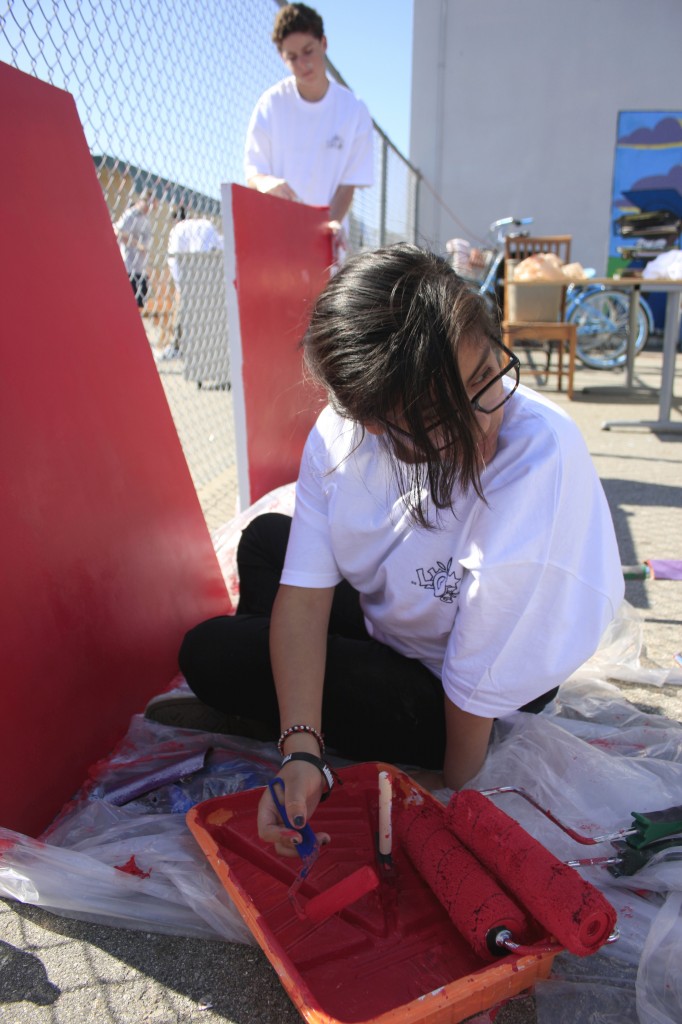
[268, 777, 321, 917]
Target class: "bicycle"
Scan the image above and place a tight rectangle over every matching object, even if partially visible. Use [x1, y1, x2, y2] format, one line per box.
[565, 280, 653, 370]
[447, 217, 654, 370]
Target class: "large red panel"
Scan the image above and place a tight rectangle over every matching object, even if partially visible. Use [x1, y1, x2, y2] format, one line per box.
[222, 184, 331, 507]
[0, 63, 230, 835]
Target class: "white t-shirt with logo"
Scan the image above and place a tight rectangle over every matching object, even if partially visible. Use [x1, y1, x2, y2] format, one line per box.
[281, 386, 625, 718]
[244, 76, 374, 209]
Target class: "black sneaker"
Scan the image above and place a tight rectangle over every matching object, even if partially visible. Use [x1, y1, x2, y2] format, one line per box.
[144, 694, 275, 741]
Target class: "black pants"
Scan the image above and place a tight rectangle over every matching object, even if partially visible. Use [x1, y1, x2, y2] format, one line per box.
[129, 273, 148, 308]
[179, 513, 557, 769]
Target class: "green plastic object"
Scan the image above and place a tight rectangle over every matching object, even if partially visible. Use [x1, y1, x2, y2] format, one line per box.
[621, 564, 651, 580]
[628, 806, 682, 849]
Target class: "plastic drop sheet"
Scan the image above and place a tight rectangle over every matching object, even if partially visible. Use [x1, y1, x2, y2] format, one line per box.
[0, 715, 282, 944]
[455, 676, 682, 1024]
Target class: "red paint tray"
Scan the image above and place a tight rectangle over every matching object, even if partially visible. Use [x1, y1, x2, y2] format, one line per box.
[186, 763, 557, 1024]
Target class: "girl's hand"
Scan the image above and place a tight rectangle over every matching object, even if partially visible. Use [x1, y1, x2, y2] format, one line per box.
[257, 760, 330, 857]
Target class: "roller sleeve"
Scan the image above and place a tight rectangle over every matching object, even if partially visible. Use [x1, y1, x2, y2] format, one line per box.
[446, 790, 617, 956]
[396, 801, 533, 960]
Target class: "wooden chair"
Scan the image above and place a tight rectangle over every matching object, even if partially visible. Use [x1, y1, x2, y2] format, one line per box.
[502, 235, 577, 398]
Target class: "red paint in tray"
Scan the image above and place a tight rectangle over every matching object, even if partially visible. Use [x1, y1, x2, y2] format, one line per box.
[187, 763, 558, 1024]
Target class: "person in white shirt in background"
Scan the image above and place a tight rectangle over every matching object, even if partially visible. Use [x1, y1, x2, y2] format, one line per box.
[162, 205, 224, 360]
[115, 187, 155, 308]
[244, 2, 374, 264]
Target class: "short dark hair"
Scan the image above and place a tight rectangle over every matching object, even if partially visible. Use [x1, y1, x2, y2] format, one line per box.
[303, 244, 501, 526]
[272, 4, 324, 47]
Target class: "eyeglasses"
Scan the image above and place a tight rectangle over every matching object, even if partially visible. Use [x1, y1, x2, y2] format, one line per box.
[470, 342, 520, 414]
[381, 340, 521, 441]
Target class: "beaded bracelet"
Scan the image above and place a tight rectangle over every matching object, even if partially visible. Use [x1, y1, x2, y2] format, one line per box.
[279, 751, 341, 801]
[277, 724, 325, 757]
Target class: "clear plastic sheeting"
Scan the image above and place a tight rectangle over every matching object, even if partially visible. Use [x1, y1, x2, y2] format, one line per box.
[0, 716, 282, 943]
[535, 953, 640, 1024]
[455, 677, 682, 1024]
[574, 599, 682, 687]
[211, 482, 295, 608]
[636, 891, 682, 1024]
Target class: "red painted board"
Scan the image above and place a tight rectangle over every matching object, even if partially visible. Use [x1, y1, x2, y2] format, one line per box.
[0, 62, 230, 836]
[222, 184, 331, 508]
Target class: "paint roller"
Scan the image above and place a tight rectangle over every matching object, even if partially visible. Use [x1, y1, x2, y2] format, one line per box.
[395, 801, 539, 960]
[268, 776, 380, 924]
[445, 790, 617, 957]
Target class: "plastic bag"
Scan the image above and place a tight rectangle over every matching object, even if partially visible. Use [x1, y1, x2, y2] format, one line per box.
[0, 714, 281, 941]
[636, 891, 682, 1024]
[641, 249, 682, 281]
[573, 600, 682, 687]
[0, 821, 253, 943]
[513, 252, 566, 281]
[211, 482, 295, 609]
[535, 952, 639, 1023]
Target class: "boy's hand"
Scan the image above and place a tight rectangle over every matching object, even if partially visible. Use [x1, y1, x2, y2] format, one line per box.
[255, 175, 300, 202]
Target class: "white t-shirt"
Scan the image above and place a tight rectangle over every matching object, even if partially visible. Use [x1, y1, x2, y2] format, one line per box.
[244, 76, 374, 209]
[167, 219, 223, 285]
[281, 386, 625, 718]
[115, 206, 152, 275]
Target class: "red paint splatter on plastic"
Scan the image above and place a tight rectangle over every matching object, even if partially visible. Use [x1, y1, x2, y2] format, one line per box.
[114, 855, 151, 879]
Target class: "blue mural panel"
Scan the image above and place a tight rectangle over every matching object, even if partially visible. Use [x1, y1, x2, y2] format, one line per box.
[609, 112, 682, 273]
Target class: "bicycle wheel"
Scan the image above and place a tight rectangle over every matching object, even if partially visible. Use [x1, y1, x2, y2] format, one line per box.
[568, 288, 649, 370]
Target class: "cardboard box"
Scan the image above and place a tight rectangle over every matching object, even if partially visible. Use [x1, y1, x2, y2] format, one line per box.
[506, 281, 564, 322]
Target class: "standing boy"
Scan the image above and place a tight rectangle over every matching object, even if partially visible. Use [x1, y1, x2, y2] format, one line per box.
[244, 3, 374, 245]
[115, 188, 154, 308]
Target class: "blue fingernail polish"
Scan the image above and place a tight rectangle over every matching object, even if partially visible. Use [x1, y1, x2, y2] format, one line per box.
[293, 815, 304, 827]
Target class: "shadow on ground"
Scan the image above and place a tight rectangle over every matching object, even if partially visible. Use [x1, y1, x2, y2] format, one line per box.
[0, 939, 61, 1006]
[4, 900, 299, 1024]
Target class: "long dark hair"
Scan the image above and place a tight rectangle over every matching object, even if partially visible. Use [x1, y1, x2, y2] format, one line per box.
[303, 244, 500, 526]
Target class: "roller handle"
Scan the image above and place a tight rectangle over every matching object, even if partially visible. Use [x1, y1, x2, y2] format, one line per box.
[629, 806, 682, 849]
[268, 778, 319, 862]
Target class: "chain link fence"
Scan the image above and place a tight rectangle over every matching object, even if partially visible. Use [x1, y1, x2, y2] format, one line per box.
[2, 0, 420, 531]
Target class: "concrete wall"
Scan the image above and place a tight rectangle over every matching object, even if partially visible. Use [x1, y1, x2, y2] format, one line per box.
[411, 0, 682, 269]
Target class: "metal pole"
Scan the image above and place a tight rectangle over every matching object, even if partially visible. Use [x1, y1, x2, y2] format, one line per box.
[379, 136, 388, 247]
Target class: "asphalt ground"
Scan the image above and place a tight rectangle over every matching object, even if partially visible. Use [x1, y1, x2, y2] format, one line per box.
[1, 344, 681, 1024]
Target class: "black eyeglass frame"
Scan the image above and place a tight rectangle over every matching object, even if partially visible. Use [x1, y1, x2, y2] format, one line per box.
[470, 340, 521, 414]
[381, 339, 521, 440]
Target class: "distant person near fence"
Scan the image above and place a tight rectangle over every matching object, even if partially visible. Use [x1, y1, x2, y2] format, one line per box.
[114, 188, 155, 308]
[163, 206, 225, 361]
[244, 2, 374, 262]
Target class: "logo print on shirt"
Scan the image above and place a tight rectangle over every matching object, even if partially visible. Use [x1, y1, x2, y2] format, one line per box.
[327, 134, 343, 149]
[413, 558, 461, 603]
